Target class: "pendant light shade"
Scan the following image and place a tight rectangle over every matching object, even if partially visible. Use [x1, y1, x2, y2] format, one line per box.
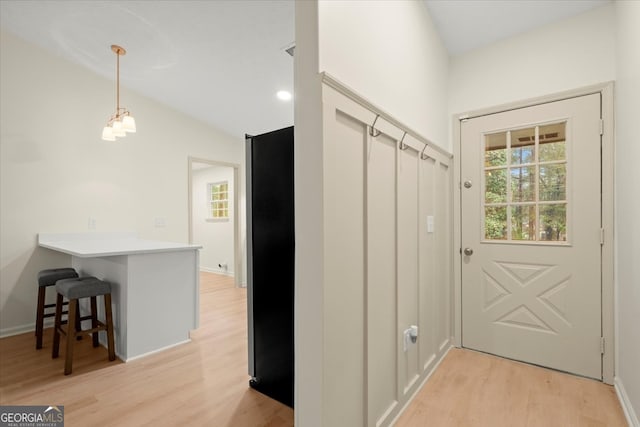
[101, 126, 116, 141]
[102, 45, 136, 141]
[122, 115, 136, 133]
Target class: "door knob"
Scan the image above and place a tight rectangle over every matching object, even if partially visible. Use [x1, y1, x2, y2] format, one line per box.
[464, 180, 472, 189]
[464, 248, 473, 256]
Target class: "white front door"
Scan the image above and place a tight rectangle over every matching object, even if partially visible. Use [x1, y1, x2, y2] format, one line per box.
[460, 94, 602, 379]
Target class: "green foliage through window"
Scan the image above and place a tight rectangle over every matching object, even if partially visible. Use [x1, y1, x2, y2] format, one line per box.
[484, 123, 567, 242]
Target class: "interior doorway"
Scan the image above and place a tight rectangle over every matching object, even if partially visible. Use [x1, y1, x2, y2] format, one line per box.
[188, 157, 242, 287]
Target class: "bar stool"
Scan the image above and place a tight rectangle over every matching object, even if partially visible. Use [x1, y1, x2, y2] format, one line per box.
[36, 268, 79, 349]
[52, 276, 116, 375]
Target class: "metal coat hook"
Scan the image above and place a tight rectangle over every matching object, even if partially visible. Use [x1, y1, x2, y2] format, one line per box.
[369, 115, 381, 137]
[399, 132, 409, 150]
[420, 142, 431, 160]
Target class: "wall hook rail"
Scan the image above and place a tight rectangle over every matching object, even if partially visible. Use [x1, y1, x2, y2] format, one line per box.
[369, 115, 382, 137]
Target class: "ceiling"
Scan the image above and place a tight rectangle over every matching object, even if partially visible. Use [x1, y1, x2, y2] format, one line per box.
[0, 1, 610, 139]
[424, 0, 611, 55]
[0, 0, 295, 139]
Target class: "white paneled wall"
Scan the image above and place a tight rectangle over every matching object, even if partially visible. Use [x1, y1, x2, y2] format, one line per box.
[321, 78, 453, 427]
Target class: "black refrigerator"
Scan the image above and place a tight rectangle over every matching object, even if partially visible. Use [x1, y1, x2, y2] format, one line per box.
[246, 126, 294, 408]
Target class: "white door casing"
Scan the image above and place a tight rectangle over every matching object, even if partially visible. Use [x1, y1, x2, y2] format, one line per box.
[460, 94, 603, 379]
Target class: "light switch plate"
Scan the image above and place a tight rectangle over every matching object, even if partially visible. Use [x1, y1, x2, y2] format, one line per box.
[427, 215, 434, 233]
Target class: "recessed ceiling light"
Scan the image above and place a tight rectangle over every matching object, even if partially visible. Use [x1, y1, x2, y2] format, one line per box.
[277, 90, 292, 101]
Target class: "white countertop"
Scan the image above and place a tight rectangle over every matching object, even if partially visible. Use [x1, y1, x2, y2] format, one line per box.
[38, 232, 201, 258]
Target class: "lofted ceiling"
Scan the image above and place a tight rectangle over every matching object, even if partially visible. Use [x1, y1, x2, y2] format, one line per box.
[0, 1, 610, 139]
[0, 0, 295, 139]
[424, 0, 611, 55]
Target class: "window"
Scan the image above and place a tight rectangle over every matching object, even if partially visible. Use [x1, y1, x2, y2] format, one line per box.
[207, 181, 229, 220]
[483, 122, 567, 243]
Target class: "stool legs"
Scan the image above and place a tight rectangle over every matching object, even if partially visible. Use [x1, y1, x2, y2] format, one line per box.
[35, 287, 46, 349]
[104, 294, 116, 362]
[51, 294, 63, 359]
[90, 296, 99, 348]
[63, 299, 78, 375]
[52, 293, 115, 374]
[36, 288, 77, 350]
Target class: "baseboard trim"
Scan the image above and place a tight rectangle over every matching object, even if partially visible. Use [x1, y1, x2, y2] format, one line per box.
[0, 321, 53, 339]
[615, 376, 640, 427]
[388, 341, 453, 426]
[122, 339, 192, 363]
[200, 267, 234, 277]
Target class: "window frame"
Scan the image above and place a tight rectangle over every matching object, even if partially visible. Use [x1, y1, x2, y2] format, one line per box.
[206, 181, 230, 222]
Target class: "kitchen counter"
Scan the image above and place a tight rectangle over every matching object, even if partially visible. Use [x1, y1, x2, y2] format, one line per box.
[38, 232, 202, 361]
[39, 232, 200, 257]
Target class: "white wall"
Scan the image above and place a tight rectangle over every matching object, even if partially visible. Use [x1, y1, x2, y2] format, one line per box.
[614, 1, 640, 424]
[449, 3, 616, 134]
[192, 165, 235, 275]
[294, 2, 324, 425]
[0, 31, 243, 336]
[318, 0, 449, 147]
[295, 1, 452, 426]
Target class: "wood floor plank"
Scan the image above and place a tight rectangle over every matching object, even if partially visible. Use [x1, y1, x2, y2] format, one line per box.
[0, 272, 293, 427]
[1, 273, 627, 426]
[394, 348, 627, 427]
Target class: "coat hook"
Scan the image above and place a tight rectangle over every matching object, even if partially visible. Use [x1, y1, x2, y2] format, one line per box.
[420, 142, 431, 160]
[369, 115, 381, 137]
[399, 132, 408, 150]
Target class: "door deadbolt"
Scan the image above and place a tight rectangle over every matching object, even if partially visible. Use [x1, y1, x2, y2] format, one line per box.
[464, 180, 472, 189]
[463, 248, 473, 256]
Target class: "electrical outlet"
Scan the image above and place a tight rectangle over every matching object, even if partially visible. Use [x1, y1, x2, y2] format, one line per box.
[154, 217, 166, 228]
[88, 217, 96, 230]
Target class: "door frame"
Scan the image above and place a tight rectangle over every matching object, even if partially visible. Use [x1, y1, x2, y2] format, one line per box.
[188, 156, 242, 288]
[452, 82, 614, 384]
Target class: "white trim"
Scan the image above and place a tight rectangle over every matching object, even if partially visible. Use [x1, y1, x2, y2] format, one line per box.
[188, 157, 242, 288]
[389, 343, 453, 427]
[0, 323, 37, 339]
[199, 266, 234, 277]
[452, 82, 615, 383]
[321, 72, 452, 160]
[615, 377, 640, 427]
[121, 339, 191, 362]
[600, 83, 615, 385]
[453, 111, 463, 348]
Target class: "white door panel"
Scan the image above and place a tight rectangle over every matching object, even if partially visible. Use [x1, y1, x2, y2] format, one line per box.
[461, 94, 602, 379]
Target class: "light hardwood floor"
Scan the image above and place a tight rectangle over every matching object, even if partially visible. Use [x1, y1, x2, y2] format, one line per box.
[0, 272, 293, 427]
[1, 272, 627, 426]
[395, 347, 627, 427]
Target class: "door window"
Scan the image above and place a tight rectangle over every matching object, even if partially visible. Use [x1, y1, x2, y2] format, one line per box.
[483, 122, 567, 243]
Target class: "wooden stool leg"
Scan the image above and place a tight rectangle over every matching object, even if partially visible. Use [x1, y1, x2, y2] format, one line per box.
[91, 296, 99, 347]
[104, 294, 116, 361]
[75, 301, 82, 341]
[51, 294, 63, 359]
[64, 299, 78, 375]
[35, 287, 46, 349]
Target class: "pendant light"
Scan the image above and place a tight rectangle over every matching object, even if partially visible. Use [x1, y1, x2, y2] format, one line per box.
[102, 45, 136, 141]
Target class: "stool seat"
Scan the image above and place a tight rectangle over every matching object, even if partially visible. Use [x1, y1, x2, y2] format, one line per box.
[35, 268, 79, 349]
[38, 268, 78, 287]
[56, 277, 111, 300]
